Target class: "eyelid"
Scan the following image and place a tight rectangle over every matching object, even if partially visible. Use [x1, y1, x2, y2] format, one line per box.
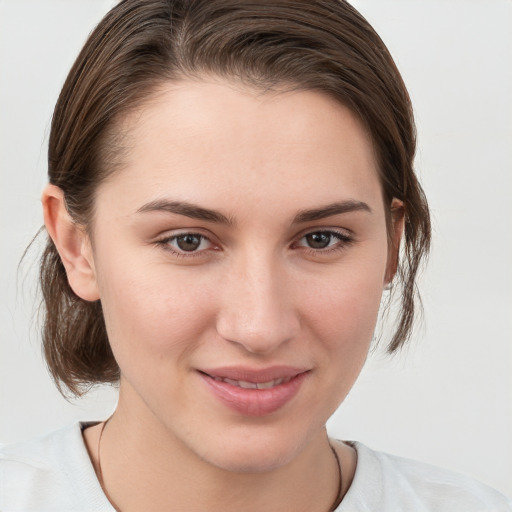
[153, 226, 218, 243]
[292, 226, 354, 242]
[153, 226, 355, 259]
[291, 228, 355, 254]
[154, 229, 220, 257]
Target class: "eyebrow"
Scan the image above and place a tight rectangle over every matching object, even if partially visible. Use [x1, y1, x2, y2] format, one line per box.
[136, 199, 234, 225]
[136, 198, 371, 225]
[292, 200, 372, 224]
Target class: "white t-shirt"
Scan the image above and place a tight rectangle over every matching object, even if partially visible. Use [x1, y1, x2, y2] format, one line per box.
[1, 421, 511, 511]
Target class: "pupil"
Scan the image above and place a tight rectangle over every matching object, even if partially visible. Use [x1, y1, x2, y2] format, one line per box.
[177, 234, 201, 251]
[306, 232, 331, 249]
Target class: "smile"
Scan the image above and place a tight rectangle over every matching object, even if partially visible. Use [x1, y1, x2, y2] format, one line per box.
[198, 367, 310, 416]
[211, 376, 293, 389]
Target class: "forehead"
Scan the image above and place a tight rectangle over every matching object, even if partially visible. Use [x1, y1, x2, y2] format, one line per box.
[97, 78, 382, 218]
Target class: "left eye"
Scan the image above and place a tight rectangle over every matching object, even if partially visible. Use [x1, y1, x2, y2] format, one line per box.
[297, 231, 349, 250]
[166, 233, 212, 253]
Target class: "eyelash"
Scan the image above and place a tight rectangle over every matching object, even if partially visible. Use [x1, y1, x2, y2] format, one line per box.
[155, 232, 214, 259]
[155, 229, 354, 258]
[293, 230, 354, 256]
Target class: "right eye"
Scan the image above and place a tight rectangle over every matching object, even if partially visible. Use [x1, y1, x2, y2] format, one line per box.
[157, 232, 215, 256]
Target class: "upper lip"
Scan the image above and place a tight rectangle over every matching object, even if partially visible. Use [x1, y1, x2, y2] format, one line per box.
[199, 366, 310, 383]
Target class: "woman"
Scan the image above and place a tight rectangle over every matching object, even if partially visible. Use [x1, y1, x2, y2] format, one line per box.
[1, 0, 510, 510]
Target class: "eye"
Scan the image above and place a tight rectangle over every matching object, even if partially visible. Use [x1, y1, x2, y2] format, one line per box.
[295, 230, 353, 252]
[157, 232, 215, 255]
[304, 232, 334, 249]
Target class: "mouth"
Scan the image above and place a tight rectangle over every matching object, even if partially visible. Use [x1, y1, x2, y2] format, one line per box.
[207, 375, 294, 389]
[198, 366, 310, 416]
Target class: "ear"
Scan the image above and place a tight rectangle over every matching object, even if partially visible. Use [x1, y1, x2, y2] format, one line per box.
[384, 198, 405, 287]
[42, 184, 100, 301]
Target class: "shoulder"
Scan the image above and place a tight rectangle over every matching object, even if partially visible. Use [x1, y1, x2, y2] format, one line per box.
[0, 421, 114, 512]
[338, 442, 512, 512]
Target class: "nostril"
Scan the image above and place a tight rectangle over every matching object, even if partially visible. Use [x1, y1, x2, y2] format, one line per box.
[216, 322, 296, 355]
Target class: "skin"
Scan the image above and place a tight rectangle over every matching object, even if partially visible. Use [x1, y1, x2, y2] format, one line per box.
[43, 78, 403, 512]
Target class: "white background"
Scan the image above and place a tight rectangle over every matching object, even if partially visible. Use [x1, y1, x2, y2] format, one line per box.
[1, 0, 511, 498]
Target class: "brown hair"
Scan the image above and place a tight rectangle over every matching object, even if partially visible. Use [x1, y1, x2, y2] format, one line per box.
[41, 0, 431, 397]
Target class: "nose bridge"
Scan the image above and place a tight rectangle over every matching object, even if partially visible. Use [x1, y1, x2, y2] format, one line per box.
[216, 249, 298, 354]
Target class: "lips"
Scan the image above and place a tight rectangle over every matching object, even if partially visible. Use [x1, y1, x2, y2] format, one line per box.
[214, 376, 293, 389]
[198, 366, 309, 416]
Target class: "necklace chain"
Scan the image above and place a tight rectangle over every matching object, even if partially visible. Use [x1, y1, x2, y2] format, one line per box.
[97, 418, 107, 489]
[328, 441, 344, 511]
[96, 419, 343, 512]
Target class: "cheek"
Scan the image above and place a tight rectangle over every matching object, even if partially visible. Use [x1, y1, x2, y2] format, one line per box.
[96, 258, 217, 373]
[299, 250, 387, 354]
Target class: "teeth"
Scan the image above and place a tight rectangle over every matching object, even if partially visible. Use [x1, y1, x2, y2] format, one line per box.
[237, 380, 259, 389]
[216, 376, 292, 389]
[221, 378, 255, 388]
[256, 380, 277, 389]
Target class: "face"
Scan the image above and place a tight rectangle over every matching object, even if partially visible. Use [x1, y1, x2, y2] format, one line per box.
[84, 79, 398, 471]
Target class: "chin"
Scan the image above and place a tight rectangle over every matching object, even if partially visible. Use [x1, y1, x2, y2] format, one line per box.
[190, 424, 310, 474]
[203, 448, 296, 474]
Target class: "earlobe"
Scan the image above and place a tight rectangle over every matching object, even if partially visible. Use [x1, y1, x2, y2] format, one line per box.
[384, 198, 405, 287]
[41, 184, 100, 301]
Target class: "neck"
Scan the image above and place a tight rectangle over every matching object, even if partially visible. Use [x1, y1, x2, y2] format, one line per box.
[92, 387, 346, 512]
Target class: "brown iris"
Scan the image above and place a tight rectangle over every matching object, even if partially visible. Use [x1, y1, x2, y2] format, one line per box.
[305, 232, 332, 249]
[176, 234, 202, 251]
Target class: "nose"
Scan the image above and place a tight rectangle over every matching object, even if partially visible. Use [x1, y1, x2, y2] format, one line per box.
[215, 254, 300, 355]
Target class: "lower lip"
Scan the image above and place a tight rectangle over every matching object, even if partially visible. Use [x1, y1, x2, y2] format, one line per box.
[199, 371, 309, 416]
